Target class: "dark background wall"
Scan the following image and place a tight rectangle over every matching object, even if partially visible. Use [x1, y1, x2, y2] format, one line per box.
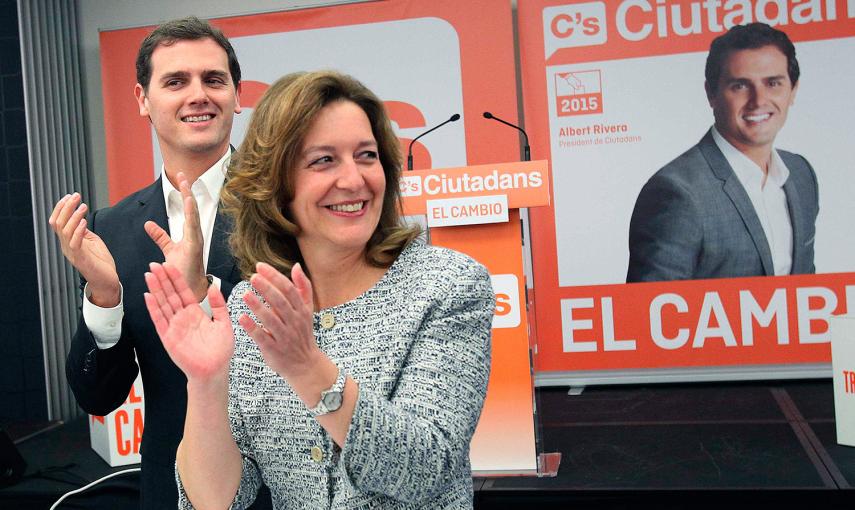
[0, 0, 47, 424]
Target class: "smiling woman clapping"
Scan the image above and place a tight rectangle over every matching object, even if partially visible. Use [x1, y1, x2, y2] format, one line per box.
[143, 70, 494, 509]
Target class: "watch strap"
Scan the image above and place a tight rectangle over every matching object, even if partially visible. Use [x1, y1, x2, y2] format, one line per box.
[308, 366, 346, 416]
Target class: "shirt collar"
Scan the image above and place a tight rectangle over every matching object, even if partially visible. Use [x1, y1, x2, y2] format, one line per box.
[160, 150, 231, 214]
[711, 126, 789, 190]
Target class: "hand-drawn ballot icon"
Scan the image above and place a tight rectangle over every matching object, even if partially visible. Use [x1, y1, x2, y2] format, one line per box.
[554, 70, 603, 117]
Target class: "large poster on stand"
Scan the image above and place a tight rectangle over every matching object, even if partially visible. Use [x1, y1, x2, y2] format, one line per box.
[519, 0, 855, 383]
[100, 0, 533, 473]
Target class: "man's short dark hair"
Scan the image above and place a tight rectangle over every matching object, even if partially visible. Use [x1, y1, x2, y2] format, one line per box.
[135, 16, 241, 90]
[705, 22, 799, 95]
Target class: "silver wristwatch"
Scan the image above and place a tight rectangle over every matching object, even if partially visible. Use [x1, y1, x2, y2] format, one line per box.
[308, 366, 346, 417]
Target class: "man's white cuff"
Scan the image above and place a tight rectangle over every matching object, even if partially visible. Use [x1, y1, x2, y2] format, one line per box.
[82, 283, 124, 349]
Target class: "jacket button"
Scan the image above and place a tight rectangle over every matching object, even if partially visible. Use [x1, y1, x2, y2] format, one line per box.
[310, 446, 324, 463]
[320, 313, 335, 330]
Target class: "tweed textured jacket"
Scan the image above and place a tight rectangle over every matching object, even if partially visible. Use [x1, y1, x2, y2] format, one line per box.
[177, 240, 494, 509]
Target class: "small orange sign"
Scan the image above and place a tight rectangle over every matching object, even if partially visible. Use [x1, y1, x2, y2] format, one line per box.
[401, 160, 550, 215]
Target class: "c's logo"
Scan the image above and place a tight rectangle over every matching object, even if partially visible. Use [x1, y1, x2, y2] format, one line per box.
[400, 175, 423, 197]
[544, 2, 608, 58]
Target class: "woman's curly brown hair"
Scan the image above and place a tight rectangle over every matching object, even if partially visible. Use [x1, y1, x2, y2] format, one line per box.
[221, 70, 421, 279]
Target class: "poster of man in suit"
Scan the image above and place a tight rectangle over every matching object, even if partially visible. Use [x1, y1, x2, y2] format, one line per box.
[626, 23, 818, 283]
[517, 1, 855, 378]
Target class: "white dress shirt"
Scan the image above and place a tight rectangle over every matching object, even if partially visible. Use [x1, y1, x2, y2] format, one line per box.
[83, 151, 230, 348]
[712, 127, 793, 275]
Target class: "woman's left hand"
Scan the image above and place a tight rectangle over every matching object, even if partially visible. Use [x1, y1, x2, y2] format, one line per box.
[239, 262, 324, 380]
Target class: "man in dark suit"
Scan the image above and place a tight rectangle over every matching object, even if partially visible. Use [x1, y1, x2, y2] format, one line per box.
[48, 17, 243, 509]
[627, 22, 818, 283]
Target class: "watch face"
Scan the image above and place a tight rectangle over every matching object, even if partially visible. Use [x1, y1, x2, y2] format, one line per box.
[323, 391, 343, 411]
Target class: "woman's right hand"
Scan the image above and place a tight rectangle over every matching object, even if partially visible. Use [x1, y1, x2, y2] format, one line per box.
[144, 263, 234, 384]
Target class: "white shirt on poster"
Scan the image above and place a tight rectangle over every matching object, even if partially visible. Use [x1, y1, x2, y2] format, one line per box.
[712, 126, 793, 276]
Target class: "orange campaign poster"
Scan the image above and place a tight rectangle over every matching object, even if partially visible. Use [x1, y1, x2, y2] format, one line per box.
[100, 0, 535, 473]
[518, 0, 855, 383]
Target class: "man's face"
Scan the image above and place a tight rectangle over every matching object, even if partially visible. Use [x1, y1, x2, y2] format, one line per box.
[706, 45, 798, 157]
[134, 38, 241, 161]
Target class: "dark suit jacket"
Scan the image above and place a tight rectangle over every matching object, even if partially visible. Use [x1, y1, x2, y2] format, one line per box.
[627, 130, 819, 282]
[65, 177, 241, 509]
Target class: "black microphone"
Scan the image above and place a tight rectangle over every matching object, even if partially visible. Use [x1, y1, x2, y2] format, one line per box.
[407, 113, 461, 170]
[483, 112, 530, 161]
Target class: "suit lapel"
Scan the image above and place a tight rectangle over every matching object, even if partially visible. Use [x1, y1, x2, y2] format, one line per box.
[699, 131, 775, 276]
[134, 178, 169, 266]
[208, 209, 238, 282]
[209, 148, 239, 282]
[781, 154, 805, 273]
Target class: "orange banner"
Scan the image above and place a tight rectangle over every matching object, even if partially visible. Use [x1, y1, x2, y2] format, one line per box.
[542, 0, 855, 66]
[539, 273, 853, 372]
[100, 0, 523, 203]
[401, 160, 550, 214]
[431, 210, 538, 473]
[518, 0, 855, 380]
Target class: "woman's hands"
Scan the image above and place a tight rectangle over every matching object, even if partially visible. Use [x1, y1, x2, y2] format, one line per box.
[145, 260, 341, 415]
[239, 262, 325, 380]
[143, 259, 324, 383]
[145, 264, 241, 510]
[241, 263, 354, 444]
[144, 263, 234, 385]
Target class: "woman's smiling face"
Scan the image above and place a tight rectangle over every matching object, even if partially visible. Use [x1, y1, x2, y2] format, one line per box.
[289, 100, 386, 258]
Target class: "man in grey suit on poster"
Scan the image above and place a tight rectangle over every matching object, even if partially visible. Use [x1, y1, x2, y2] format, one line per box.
[626, 22, 819, 283]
